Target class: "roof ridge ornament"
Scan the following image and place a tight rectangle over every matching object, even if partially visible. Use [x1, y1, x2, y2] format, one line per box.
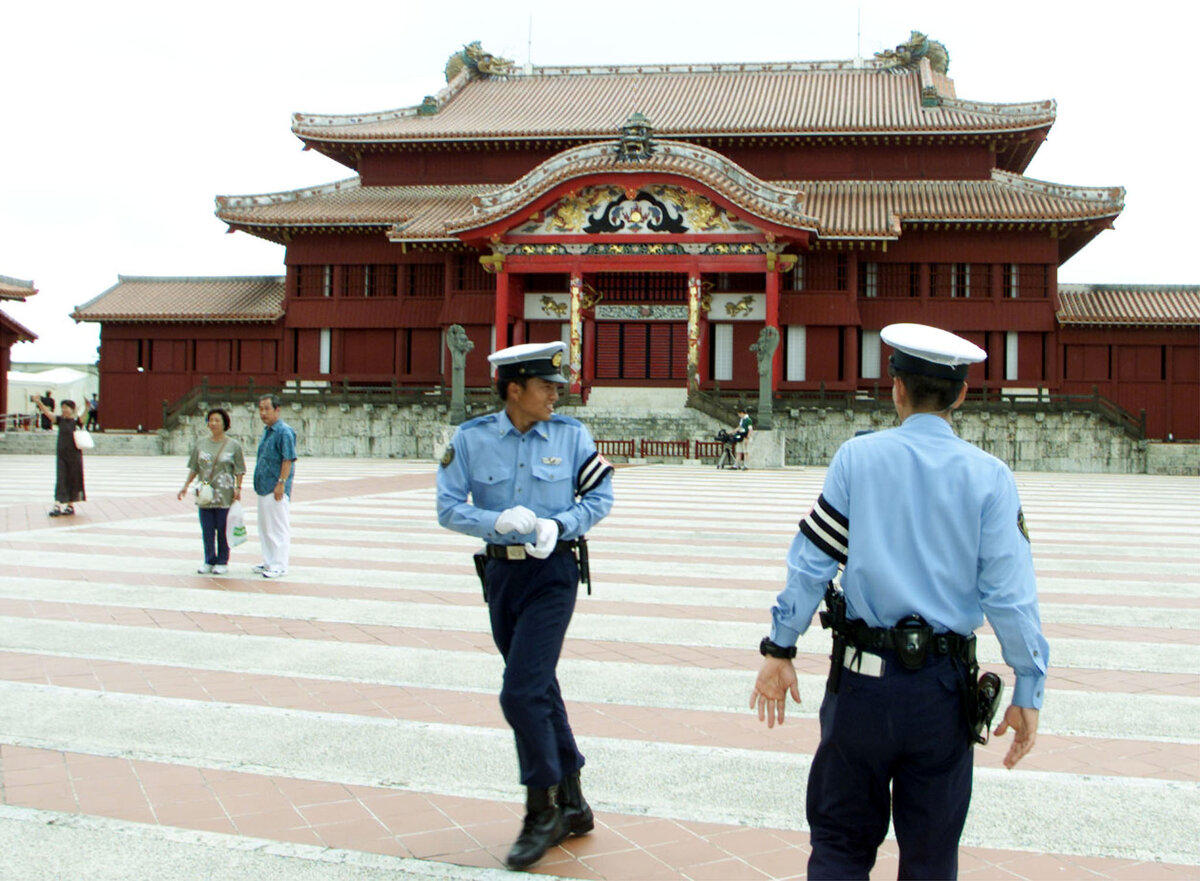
[444, 41, 515, 83]
[615, 112, 655, 163]
[875, 31, 949, 75]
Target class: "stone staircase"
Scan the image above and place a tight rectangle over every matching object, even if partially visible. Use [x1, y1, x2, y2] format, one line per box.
[559, 387, 731, 461]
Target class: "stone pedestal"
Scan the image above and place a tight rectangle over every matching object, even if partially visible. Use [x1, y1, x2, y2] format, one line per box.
[745, 429, 785, 469]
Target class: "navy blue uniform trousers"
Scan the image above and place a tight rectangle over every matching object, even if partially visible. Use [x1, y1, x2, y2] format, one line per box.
[486, 551, 585, 789]
[806, 650, 973, 880]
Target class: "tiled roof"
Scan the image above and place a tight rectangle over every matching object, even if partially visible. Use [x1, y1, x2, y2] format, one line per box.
[0, 274, 36, 301]
[292, 59, 1055, 144]
[216, 179, 486, 241]
[796, 170, 1124, 238]
[0, 309, 38, 341]
[1057, 285, 1200, 327]
[217, 168, 1122, 242]
[71, 276, 285, 324]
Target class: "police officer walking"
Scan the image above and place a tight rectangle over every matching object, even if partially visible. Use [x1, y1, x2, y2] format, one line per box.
[750, 323, 1048, 880]
[436, 341, 613, 870]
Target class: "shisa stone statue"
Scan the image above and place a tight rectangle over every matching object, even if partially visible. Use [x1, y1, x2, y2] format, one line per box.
[446, 324, 475, 425]
[749, 325, 779, 430]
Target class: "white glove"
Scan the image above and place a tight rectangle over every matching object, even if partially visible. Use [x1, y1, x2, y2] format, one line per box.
[494, 505, 537, 535]
[524, 518, 560, 559]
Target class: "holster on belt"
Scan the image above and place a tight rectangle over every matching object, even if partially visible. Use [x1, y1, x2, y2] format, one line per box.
[818, 582, 847, 695]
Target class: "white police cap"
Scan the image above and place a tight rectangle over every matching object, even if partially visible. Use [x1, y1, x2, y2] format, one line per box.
[488, 341, 570, 383]
[881, 323, 986, 381]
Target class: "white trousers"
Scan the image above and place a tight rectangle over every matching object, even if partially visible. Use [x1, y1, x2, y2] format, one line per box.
[256, 493, 291, 570]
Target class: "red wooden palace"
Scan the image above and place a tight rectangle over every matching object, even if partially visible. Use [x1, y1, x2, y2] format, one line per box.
[1, 275, 38, 427]
[73, 37, 1200, 439]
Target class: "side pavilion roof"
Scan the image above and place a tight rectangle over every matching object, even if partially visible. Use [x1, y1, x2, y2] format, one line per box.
[72, 276, 285, 324]
[1057, 285, 1200, 327]
[0, 275, 37, 301]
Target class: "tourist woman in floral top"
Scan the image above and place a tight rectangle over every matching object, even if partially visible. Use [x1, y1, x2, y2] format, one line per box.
[177, 408, 246, 575]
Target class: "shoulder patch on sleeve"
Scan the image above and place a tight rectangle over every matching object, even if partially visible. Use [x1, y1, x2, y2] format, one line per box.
[1017, 507, 1030, 543]
[439, 445, 455, 468]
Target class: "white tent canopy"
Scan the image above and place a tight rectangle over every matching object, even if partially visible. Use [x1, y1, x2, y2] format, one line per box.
[7, 368, 96, 421]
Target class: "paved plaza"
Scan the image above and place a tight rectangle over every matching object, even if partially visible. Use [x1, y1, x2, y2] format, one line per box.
[0, 454, 1197, 880]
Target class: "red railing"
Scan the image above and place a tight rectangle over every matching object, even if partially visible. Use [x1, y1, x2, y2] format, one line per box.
[596, 439, 635, 458]
[639, 439, 691, 458]
[692, 440, 725, 460]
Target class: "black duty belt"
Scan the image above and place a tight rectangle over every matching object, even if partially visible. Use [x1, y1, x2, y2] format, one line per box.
[484, 540, 576, 561]
[847, 620, 976, 664]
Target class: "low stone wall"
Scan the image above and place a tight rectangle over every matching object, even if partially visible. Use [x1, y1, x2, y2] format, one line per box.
[775, 406, 1145, 473]
[0, 430, 162, 456]
[1146, 441, 1199, 476]
[54, 398, 1176, 475]
[160, 400, 466, 460]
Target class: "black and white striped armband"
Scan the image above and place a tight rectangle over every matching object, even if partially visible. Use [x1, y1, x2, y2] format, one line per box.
[577, 451, 613, 497]
[799, 494, 849, 564]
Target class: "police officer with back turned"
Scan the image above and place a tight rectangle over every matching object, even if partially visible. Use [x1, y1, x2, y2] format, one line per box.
[436, 341, 613, 870]
[750, 323, 1049, 880]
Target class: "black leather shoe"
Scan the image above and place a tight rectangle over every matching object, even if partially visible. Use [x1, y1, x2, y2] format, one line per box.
[505, 786, 566, 870]
[558, 771, 594, 836]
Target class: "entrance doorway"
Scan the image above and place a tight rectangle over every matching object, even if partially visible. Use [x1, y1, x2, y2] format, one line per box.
[589, 272, 689, 381]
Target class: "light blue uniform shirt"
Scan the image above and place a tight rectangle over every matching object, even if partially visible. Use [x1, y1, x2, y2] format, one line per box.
[772, 413, 1049, 708]
[436, 410, 613, 543]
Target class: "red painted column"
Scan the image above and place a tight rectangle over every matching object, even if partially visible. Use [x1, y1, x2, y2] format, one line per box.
[765, 262, 781, 389]
[0, 343, 9, 429]
[493, 270, 510, 351]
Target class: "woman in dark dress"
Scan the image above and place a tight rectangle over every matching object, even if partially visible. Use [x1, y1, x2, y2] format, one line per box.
[33, 396, 88, 517]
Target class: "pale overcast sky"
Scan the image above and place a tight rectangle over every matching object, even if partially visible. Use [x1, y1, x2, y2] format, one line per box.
[3, 0, 1196, 363]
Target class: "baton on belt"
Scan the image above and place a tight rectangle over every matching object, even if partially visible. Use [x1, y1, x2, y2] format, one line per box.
[576, 536, 591, 595]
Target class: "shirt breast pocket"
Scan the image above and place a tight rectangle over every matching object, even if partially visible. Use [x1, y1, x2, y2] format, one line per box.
[471, 456, 516, 503]
[532, 461, 572, 505]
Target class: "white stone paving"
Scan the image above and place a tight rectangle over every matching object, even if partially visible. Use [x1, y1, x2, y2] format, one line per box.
[1, 456, 1198, 874]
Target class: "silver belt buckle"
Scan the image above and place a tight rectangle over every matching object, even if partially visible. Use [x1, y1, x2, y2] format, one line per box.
[505, 545, 527, 560]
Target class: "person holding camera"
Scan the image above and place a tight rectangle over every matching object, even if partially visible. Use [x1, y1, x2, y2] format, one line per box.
[178, 408, 246, 574]
[750, 324, 1048, 880]
[733, 406, 753, 470]
[33, 394, 87, 516]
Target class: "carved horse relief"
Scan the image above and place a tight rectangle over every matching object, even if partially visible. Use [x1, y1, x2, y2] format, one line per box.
[725, 295, 757, 318]
[540, 296, 569, 318]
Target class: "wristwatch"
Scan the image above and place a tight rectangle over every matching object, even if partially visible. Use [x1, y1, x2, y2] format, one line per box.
[759, 637, 797, 659]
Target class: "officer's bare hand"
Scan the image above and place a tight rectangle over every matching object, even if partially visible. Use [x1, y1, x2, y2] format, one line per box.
[494, 506, 537, 534]
[524, 518, 559, 559]
[750, 657, 801, 728]
[994, 705, 1039, 769]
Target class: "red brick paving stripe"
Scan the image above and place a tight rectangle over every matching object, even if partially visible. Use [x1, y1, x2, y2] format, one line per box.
[1, 597, 1197, 697]
[2, 652, 1196, 783]
[2, 574, 1199, 651]
[2, 745, 1197, 880]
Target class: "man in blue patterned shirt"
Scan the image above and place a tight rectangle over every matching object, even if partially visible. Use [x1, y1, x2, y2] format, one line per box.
[253, 394, 296, 579]
[437, 341, 613, 870]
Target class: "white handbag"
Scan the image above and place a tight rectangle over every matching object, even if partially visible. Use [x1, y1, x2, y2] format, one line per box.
[73, 426, 95, 450]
